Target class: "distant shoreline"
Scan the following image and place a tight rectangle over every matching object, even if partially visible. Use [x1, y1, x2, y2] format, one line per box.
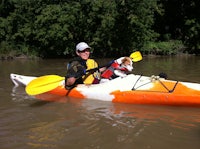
[1, 53, 198, 61]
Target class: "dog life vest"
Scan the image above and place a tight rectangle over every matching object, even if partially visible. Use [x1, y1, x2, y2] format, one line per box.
[101, 62, 128, 79]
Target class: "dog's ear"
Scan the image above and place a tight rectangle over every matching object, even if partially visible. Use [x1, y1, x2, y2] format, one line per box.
[121, 57, 127, 64]
[121, 57, 130, 64]
[129, 57, 133, 65]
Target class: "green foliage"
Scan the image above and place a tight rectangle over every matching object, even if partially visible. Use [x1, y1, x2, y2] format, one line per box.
[0, 41, 14, 55]
[1, 0, 199, 58]
[114, 0, 159, 55]
[142, 40, 184, 55]
[184, 18, 200, 54]
[155, 0, 200, 55]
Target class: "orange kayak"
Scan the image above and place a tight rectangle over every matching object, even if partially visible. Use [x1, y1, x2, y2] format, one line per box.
[10, 73, 200, 106]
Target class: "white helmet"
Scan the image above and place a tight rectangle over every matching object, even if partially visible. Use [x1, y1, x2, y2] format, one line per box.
[76, 42, 91, 51]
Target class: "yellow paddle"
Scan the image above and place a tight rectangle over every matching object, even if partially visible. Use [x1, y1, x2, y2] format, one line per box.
[129, 51, 142, 62]
[26, 75, 65, 95]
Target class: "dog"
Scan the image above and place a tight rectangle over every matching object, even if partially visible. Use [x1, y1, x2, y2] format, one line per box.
[101, 57, 133, 81]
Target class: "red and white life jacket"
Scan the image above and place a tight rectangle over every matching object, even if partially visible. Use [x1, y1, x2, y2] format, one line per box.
[101, 62, 128, 79]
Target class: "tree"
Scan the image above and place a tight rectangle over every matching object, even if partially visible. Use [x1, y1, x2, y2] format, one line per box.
[154, 0, 200, 55]
[0, 0, 163, 58]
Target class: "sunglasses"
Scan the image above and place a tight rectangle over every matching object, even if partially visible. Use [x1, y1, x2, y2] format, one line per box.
[78, 48, 90, 53]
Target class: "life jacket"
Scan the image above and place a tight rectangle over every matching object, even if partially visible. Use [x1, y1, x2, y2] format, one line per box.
[66, 58, 98, 85]
[101, 62, 127, 79]
[83, 59, 99, 84]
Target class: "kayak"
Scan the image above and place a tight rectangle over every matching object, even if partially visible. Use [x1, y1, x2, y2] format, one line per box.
[10, 73, 200, 106]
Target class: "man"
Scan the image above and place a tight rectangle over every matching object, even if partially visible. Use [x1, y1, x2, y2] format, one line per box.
[65, 42, 102, 89]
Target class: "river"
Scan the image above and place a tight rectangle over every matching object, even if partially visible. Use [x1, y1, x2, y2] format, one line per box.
[0, 55, 200, 149]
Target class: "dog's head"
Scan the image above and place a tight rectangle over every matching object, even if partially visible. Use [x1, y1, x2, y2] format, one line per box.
[121, 57, 133, 71]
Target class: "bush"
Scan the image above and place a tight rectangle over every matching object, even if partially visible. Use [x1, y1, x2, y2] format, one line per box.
[141, 40, 185, 55]
[0, 41, 38, 59]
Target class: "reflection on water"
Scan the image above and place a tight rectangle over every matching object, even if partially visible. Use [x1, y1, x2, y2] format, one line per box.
[11, 86, 34, 102]
[32, 92, 200, 131]
[1, 56, 200, 149]
[111, 103, 200, 130]
[17, 95, 200, 149]
[5, 91, 200, 149]
[27, 121, 65, 148]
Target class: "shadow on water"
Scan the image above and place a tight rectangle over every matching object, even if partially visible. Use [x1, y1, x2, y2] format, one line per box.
[29, 100, 52, 107]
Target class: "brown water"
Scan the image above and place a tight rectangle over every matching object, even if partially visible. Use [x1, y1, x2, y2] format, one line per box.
[1, 56, 200, 149]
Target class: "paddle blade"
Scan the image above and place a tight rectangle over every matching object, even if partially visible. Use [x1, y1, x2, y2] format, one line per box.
[25, 75, 65, 95]
[130, 51, 142, 62]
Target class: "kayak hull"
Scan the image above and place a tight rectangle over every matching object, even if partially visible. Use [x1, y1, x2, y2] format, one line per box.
[10, 73, 200, 106]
